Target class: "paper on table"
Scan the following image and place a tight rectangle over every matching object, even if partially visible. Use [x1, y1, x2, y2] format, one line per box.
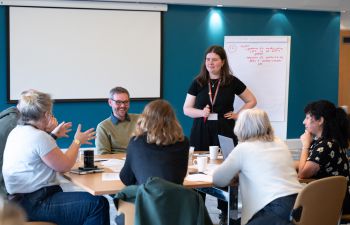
[185, 174, 212, 182]
[102, 173, 120, 181]
[100, 159, 125, 172]
[207, 163, 220, 175]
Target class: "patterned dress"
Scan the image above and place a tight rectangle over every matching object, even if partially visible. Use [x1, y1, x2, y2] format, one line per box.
[307, 137, 350, 213]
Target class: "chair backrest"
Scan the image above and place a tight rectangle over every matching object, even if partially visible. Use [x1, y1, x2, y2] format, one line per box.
[0, 107, 20, 195]
[115, 177, 213, 225]
[292, 176, 347, 225]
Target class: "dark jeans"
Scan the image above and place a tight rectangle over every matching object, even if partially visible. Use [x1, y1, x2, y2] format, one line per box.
[10, 185, 110, 225]
[246, 194, 297, 225]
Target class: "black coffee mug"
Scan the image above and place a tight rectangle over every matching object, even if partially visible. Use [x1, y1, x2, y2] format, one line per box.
[83, 150, 95, 168]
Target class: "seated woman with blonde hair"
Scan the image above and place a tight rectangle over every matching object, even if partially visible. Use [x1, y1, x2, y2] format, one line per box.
[213, 108, 302, 225]
[120, 99, 189, 185]
[3, 89, 110, 225]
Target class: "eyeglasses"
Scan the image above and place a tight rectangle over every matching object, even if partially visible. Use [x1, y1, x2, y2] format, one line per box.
[110, 99, 130, 105]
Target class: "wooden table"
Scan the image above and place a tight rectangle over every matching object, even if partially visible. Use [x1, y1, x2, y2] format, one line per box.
[62, 153, 221, 195]
[63, 152, 307, 225]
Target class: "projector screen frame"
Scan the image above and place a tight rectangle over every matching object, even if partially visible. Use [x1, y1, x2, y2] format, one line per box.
[7, 6, 163, 103]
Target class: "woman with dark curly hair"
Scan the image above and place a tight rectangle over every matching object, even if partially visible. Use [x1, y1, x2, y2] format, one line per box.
[298, 100, 350, 213]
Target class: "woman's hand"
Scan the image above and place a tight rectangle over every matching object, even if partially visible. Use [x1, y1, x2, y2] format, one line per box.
[300, 130, 312, 149]
[51, 121, 72, 138]
[74, 124, 96, 145]
[45, 116, 58, 132]
[202, 104, 210, 118]
[224, 111, 238, 120]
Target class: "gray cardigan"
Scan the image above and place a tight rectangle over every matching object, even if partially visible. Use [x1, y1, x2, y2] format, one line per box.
[0, 107, 20, 195]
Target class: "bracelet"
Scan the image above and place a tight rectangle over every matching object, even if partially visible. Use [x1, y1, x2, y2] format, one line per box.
[50, 133, 58, 140]
[73, 139, 81, 145]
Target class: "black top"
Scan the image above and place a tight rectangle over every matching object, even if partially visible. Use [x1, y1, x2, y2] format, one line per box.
[188, 76, 246, 116]
[120, 134, 189, 185]
[187, 76, 246, 150]
[308, 137, 350, 213]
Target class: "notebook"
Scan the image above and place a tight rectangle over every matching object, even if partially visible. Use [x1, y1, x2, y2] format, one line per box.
[70, 167, 104, 175]
[218, 134, 235, 160]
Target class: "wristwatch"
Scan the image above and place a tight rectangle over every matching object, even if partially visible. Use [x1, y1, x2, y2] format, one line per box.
[73, 139, 81, 145]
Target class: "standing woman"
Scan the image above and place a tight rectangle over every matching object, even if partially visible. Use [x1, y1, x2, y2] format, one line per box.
[298, 100, 350, 213]
[183, 45, 256, 225]
[183, 45, 256, 150]
[3, 90, 110, 225]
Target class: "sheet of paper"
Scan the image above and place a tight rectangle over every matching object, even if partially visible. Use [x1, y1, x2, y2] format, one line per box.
[102, 173, 120, 181]
[100, 159, 125, 172]
[185, 174, 212, 182]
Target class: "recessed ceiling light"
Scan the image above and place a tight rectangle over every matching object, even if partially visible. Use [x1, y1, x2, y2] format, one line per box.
[217, 4, 223, 7]
[281, 7, 287, 10]
[341, 10, 347, 13]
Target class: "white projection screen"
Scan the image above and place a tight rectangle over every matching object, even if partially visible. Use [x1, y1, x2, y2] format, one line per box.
[9, 7, 162, 101]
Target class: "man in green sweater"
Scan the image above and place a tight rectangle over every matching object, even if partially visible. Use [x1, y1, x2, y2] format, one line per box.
[96, 87, 139, 154]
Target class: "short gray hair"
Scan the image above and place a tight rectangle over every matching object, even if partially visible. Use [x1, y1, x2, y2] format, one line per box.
[109, 87, 130, 99]
[234, 108, 274, 142]
[17, 89, 52, 124]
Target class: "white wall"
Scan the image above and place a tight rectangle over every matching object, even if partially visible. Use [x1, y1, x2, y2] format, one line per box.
[341, 12, 350, 30]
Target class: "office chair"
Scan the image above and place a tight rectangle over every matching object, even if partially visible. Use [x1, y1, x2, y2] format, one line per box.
[291, 176, 347, 225]
[117, 199, 135, 225]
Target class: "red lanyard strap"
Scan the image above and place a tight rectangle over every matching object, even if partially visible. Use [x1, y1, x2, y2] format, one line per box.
[208, 79, 221, 111]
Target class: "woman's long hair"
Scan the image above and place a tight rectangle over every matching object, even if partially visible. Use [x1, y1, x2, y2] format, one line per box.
[133, 99, 184, 146]
[195, 45, 233, 87]
[304, 100, 350, 149]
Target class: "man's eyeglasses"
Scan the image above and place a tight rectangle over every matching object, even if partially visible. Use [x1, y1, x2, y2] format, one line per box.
[110, 99, 130, 105]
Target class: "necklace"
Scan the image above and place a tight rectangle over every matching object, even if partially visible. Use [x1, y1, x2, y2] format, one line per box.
[210, 79, 219, 88]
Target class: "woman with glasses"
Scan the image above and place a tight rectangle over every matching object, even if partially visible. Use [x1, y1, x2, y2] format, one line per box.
[3, 89, 110, 225]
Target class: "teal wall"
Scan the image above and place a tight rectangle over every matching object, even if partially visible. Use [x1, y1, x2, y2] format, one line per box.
[0, 5, 340, 147]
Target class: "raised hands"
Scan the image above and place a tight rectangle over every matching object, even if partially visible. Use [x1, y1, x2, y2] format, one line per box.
[74, 124, 96, 145]
[51, 121, 73, 139]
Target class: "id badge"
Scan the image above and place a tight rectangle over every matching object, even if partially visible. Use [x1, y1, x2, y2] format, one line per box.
[207, 113, 218, 121]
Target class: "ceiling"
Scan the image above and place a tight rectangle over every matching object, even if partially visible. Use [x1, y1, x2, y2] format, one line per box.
[94, 0, 350, 12]
[91, 0, 350, 29]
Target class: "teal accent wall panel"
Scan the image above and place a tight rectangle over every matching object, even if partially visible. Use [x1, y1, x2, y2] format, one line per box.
[0, 5, 340, 147]
[163, 5, 340, 139]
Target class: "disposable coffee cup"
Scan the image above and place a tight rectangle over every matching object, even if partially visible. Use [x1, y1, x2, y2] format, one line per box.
[83, 149, 95, 168]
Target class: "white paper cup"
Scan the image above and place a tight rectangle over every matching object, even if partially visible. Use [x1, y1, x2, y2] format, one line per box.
[193, 156, 208, 172]
[209, 146, 220, 160]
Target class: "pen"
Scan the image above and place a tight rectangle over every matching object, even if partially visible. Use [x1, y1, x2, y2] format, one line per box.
[94, 159, 108, 162]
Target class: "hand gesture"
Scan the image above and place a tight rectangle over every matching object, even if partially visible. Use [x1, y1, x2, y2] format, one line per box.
[51, 121, 72, 138]
[45, 116, 58, 132]
[74, 124, 96, 145]
[203, 105, 210, 118]
[224, 111, 238, 120]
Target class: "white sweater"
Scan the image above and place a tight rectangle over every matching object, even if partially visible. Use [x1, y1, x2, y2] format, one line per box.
[213, 138, 302, 225]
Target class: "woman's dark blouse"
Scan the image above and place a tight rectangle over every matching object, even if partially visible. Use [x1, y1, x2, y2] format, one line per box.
[187, 76, 246, 150]
[119, 134, 189, 185]
[307, 137, 350, 212]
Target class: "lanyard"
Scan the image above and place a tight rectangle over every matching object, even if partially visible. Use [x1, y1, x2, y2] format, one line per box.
[208, 79, 221, 111]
